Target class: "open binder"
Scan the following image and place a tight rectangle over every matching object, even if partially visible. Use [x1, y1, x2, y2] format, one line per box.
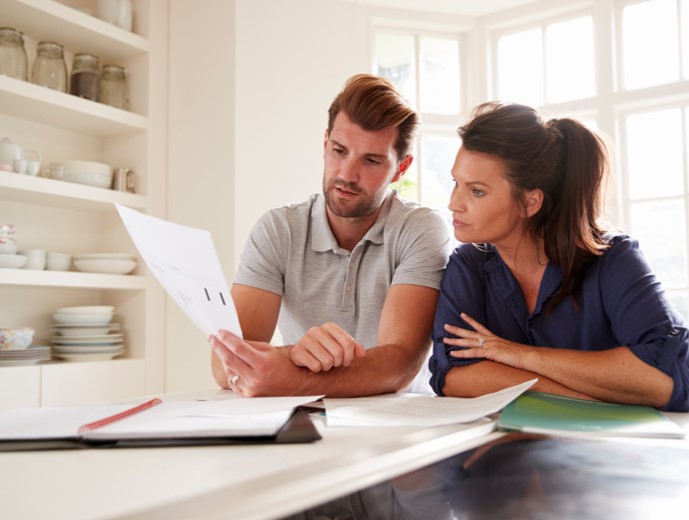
[0, 397, 321, 452]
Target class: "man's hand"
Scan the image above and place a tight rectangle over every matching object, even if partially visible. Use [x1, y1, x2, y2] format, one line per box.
[209, 329, 307, 396]
[290, 322, 366, 372]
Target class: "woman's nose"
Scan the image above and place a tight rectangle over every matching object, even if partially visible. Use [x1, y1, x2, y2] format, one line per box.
[448, 187, 464, 212]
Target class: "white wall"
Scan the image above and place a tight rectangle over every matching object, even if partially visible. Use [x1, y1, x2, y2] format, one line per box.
[234, 0, 371, 269]
[166, 0, 235, 391]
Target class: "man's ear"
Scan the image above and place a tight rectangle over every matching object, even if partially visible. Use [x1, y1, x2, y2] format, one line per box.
[391, 155, 414, 184]
[323, 129, 329, 151]
[525, 189, 544, 218]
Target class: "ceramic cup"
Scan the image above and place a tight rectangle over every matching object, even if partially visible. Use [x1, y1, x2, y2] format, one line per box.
[46, 251, 72, 271]
[20, 248, 47, 270]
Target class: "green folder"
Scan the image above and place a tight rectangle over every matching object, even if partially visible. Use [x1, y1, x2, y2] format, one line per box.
[498, 391, 685, 439]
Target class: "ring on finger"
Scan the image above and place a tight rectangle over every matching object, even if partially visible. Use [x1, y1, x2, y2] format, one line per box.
[477, 337, 485, 347]
[231, 374, 240, 386]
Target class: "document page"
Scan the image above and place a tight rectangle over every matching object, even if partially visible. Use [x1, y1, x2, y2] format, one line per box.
[116, 204, 241, 337]
[324, 379, 536, 427]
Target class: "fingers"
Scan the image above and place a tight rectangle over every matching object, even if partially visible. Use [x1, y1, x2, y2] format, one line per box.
[291, 322, 365, 372]
[208, 330, 254, 386]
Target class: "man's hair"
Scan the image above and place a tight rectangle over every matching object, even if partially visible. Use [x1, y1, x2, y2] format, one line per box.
[327, 74, 419, 160]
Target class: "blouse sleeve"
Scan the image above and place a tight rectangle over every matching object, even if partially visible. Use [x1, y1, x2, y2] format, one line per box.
[429, 247, 488, 395]
[601, 236, 689, 411]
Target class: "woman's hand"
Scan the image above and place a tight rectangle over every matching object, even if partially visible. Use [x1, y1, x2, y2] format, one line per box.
[443, 312, 535, 371]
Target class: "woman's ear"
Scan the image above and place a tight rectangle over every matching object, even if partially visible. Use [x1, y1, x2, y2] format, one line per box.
[524, 189, 544, 218]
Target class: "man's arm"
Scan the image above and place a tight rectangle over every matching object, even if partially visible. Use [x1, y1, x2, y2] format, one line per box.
[210, 284, 439, 397]
[211, 284, 281, 388]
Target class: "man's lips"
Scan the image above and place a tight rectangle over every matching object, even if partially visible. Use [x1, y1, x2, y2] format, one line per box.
[334, 185, 360, 197]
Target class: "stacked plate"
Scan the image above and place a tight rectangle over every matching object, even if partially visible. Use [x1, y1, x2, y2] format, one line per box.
[0, 346, 51, 367]
[73, 253, 137, 275]
[51, 306, 124, 362]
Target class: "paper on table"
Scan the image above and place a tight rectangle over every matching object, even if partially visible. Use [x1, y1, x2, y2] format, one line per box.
[115, 204, 241, 337]
[323, 379, 537, 427]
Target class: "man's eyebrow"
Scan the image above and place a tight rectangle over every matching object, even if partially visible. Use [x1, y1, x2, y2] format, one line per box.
[329, 138, 389, 160]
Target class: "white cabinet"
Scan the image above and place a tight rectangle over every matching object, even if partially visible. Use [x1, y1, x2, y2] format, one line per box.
[0, 0, 167, 409]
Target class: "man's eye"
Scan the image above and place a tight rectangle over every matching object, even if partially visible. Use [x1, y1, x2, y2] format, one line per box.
[333, 147, 346, 156]
[366, 158, 382, 166]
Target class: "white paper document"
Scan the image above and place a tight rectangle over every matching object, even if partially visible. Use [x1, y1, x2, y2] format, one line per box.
[323, 379, 537, 427]
[115, 204, 241, 337]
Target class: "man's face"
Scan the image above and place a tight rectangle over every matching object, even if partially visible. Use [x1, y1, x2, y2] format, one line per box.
[322, 112, 411, 218]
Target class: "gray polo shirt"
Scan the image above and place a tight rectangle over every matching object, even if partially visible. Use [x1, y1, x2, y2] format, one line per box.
[234, 190, 452, 348]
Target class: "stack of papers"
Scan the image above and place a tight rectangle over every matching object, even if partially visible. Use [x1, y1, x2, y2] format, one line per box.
[323, 379, 536, 427]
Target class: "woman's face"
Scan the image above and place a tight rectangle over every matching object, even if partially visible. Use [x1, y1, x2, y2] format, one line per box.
[448, 147, 533, 248]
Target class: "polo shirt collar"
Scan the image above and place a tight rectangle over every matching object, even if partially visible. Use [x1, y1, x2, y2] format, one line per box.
[310, 191, 394, 252]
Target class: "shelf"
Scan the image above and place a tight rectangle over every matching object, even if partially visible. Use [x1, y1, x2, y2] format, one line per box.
[0, 75, 148, 136]
[0, 0, 150, 61]
[0, 268, 147, 290]
[0, 171, 148, 212]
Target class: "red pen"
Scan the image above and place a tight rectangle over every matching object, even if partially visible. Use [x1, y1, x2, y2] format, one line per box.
[78, 397, 163, 435]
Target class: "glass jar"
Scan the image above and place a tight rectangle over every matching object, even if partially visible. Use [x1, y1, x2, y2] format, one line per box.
[32, 41, 67, 92]
[0, 28, 28, 81]
[69, 53, 100, 101]
[99, 64, 129, 110]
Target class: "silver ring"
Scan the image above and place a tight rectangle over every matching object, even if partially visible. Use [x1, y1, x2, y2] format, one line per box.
[231, 374, 240, 386]
[477, 337, 484, 347]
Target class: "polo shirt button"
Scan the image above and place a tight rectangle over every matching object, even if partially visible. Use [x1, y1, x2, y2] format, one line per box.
[670, 329, 679, 336]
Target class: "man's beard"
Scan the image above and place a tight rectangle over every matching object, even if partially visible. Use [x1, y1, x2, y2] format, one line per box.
[323, 178, 383, 218]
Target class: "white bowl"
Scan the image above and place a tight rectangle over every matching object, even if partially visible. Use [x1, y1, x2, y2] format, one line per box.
[52, 313, 114, 326]
[74, 258, 137, 275]
[46, 252, 72, 271]
[74, 253, 136, 261]
[49, 160, 111, 175]
[55, 305, 114, 314]
[0, 327, 34, 351]
[46, 162, 113, 189]
[0, 254, 27, 269]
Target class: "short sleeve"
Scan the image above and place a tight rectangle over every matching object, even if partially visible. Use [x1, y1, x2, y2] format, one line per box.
[233, 210, 288, 296]
[390, 209, 452, 290]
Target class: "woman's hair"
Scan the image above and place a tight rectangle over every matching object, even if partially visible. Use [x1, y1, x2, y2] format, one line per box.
[327, 74, 419, 160]
[459, 101, 610, 308]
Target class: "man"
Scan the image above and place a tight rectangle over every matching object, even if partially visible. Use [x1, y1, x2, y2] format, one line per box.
[210, 73, 451, 397]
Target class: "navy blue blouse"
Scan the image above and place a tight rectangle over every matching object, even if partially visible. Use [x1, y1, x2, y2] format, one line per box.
[430, 235, 689, 411]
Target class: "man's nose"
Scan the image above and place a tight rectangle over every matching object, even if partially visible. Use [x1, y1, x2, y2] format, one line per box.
[339, 158, 359, 183]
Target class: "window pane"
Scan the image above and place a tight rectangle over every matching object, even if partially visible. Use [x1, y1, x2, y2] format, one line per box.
[626, 108, 684, 199]
[419, 37, 460, 114]
[623, 0, 679, 89]
[420, 134, 459, 211]
[683, 0, 689, 78]
[497, 28, 543, 105]
[630, 200, 688, 288]
[545, 16, 595, 102]
[375, 32, 417, 108]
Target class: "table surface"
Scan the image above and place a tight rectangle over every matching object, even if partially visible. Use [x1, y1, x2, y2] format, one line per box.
[2, 389, 689, 520]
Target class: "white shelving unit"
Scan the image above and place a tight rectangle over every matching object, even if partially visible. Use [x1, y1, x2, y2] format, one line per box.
[0, 0, 167, 409]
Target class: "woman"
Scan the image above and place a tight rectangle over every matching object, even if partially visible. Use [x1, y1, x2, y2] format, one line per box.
[429, 101, 689, 411]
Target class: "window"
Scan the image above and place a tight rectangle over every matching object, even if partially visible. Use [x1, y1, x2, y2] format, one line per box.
[495, 15, 595, 105]
[374, 29, 461, 212]
[489, 0, 689, 317]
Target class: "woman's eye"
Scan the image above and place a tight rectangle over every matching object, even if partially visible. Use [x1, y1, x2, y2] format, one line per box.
[471, 188, 486, 198]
